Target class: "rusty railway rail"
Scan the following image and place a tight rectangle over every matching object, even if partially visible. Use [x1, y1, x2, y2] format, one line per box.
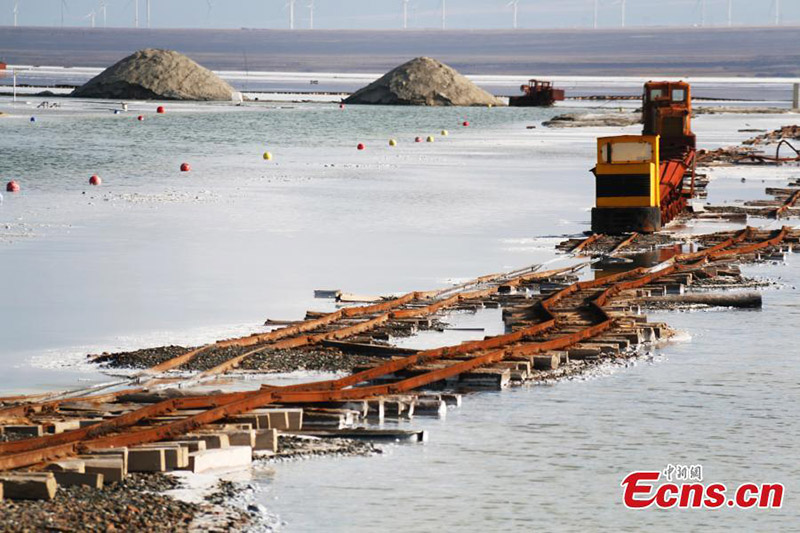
[0, 226, 792, 471]
[0, 264, 574, 420]
[771, 189, 800, 219]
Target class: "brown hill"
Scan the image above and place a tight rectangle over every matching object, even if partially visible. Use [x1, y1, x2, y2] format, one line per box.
[71, 48, 236, 101]
[344, 57, 503, 106]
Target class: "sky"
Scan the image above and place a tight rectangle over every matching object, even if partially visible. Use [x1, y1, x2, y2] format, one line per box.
[0, 0, 795, 30]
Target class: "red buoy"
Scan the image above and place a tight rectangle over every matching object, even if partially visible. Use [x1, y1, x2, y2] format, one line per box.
[137, 115, 145, 121]
[156, 106, 165, 114]
[180, 162, 191, 172]
[462, 121, 469, 127]
[89, 175, 101, 186]
[339, 103, 345, 109]
[6, 180, 20, 193]
[357, 143, 365, 150]
[415, 136, 423, 143]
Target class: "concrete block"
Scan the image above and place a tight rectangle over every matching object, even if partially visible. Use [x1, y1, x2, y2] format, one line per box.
[251, 409, 303, 430]
[413, 399, 447, 418]
[185, 433, 229, 449]
[285, 409, 303, 430]
[254, 429, 278, 452]
[265, 411, 289, 429]
[227, 430, 256, 448]
[135, 444, 189, 470]
[384, 400, 414, 419]
[303, 411, 347, 429]
[45, 459, 86, 473]
[2, 425, 43, 438]
[366, 399, 384, 421]
[128, 448, 165, 472]
[0, 473, 57, 500]
[47, 420, 83, 434]
[224, 415, 260, 429]
[459, 368, 510, 390]
[188, 446, 252, 474]
[83, 458, 125, 483]
[85, 448, 128, 475]
[172, 440, 207, 453]
[439, 394, 462, 407]
[53, 471, 103, 489]
[533, 354, 560, 371]
[207, 423, 254, 432]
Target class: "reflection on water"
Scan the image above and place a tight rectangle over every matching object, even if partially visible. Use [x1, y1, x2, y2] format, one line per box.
[593, 243, 689, 280]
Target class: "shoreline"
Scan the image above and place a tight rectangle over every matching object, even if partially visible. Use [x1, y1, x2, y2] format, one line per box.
[0, 86, 798, 530]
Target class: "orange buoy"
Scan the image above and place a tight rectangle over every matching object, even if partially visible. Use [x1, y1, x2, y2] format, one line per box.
[339, 103, 345, 109]
[89, 175, 102, 186]
[357, 143, 365, 150]
[156, 106, 165, 114]
[462, 121, 469, 127]
[6, 180, 20, 193]
[415, 136, 423, 143]
[137, 115, 145, 121]
[180, 162, 191, 172]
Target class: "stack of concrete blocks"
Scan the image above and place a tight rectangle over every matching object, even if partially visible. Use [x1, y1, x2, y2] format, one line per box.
[128, 443, 190, 472]
[79, 448, 128, 483]
[45, 459, 104, 488]
[226, 408, 302, 433]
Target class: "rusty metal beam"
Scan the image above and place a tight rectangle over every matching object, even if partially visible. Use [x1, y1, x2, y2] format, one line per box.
[0, 229, 790, 472]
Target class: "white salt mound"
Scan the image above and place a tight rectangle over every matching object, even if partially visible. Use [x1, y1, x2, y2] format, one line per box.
[72, 48, 236, 101]
[344, 57, 503, 107]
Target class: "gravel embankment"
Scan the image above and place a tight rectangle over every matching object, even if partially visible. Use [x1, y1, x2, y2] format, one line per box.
[90, 345, 190, 369]
[0, 474, 199, 533]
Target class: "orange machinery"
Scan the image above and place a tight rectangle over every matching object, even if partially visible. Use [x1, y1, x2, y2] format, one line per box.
[591, 81, 696, 234]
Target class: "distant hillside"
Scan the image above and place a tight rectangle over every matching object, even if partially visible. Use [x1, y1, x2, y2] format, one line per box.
[1, 26, 799, 77]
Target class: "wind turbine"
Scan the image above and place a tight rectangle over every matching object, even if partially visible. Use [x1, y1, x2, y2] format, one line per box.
[13, 0, 19, 26]
[727, 0, 732, 27]
[508, 0, 519, 29]
[98, 0, 107, 27]
[441, 0, 446, 30]
[774, 0, 781, 26]
[134, 0, 139, 27]
[593, 0, 598, 29]
[699, 0, 706, 26]
[286, 0, 295, 29]
[146, 0, 151, 28]
[308, 0, 314, 29]
[620, 0, 626, 28]
[86, 9, 96, 27]
[402, 0, 409, 29]
[60, 0, 68, 27]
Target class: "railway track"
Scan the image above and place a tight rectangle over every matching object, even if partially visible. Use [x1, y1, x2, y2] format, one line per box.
[1, 226, 797, 473]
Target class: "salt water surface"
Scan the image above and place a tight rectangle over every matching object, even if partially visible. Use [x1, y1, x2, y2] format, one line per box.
[1, 95, 798, 531]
